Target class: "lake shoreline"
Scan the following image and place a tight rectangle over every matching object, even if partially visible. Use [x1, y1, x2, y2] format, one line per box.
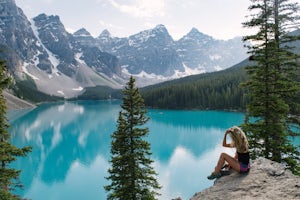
[6, 94, 245, 114]
[4, 90, 36, 110]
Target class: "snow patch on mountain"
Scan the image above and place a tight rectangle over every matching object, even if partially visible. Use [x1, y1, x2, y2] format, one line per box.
[30, 19, 60, 75]
[22, 63, 40, 80]
[75, 52, 86, 65]
[72, 87, 83, 91]
[181, 63, 206, 76]
[57, 90, 65, 95]
[121, 62, 207, 87]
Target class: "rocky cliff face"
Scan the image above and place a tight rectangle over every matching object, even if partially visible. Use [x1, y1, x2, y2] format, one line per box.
[190, 158, 300, 200]
[0, 0, 122, 98]
[97, 25, 248, 77]
[0, 0, 50, 72]
[97, 25, 184, 76]
[32, 13, 122, 78]
[175, 28, 247, 72]
[73, 28, 98, 48]
[32, 13, 78, 76]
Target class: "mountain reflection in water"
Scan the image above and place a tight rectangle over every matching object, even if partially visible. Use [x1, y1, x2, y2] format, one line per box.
[9, 100, 246, 200]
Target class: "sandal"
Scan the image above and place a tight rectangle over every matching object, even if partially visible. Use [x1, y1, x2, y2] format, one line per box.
[207, 172, 222, 180]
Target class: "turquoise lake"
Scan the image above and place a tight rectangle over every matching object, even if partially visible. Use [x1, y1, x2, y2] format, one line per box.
[8, 100, 300, 200]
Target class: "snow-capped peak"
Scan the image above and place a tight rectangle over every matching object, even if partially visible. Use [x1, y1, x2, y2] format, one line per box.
[74, 28, 92, 37]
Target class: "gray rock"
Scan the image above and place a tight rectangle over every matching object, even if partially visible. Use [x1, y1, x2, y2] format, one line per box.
[191, 158, 300, 200]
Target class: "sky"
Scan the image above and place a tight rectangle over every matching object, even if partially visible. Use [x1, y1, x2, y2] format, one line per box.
[15, 0, 300, 40]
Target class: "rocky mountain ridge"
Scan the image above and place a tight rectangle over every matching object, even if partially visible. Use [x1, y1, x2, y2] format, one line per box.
[97, 24, 248, 77]
[0, 0, 123, 98]
[1, 0, 248, 98]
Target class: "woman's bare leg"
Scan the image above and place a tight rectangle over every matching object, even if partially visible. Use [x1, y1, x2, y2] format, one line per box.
[213, 153, 240, 173]
[226, 152, 238, 170]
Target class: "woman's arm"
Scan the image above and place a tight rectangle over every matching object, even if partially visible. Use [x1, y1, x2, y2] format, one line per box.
[222, 129, 233, 148]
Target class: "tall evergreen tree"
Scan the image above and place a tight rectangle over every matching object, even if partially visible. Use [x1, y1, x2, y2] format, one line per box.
[105, 76, 161, 200]
[0, 59, 32, 199]
[242, 0, 300, 175]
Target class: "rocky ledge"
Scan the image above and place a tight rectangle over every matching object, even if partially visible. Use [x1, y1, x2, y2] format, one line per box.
[190, 157, 300, 200]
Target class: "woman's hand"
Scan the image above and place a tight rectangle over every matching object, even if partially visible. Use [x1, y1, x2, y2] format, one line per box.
[223, 128, 233, 148]
[226, 128, 233, 134]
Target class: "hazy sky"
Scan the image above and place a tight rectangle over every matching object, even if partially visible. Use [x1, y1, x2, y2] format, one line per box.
[15, 0, 300, 40]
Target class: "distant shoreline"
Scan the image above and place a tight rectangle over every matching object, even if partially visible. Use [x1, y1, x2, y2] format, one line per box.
[4, 90, 36, 110]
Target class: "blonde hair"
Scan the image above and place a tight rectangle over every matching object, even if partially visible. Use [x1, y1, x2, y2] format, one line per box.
[229, 126, 249, 153]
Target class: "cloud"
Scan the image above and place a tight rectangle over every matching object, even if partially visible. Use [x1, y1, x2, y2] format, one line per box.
[98, 20, 124, 30]
[154, 145, 236, 199]
[108, 0, 166, 18]
[42, 0, 56, 4]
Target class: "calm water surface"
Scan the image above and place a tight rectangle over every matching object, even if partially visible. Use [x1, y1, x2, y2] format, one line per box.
[8, 100, 252, 199]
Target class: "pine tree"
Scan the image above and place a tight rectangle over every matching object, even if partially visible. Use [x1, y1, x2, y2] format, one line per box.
[242, 0, 300, 175]
[105, 76, 161, 200]
[0, 59, 32, 199]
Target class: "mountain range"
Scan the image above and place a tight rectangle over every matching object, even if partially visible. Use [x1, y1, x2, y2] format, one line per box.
[0, 0, 248, 98]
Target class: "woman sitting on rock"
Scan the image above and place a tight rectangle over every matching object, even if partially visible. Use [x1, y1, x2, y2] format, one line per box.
[207, 126, 250, 180]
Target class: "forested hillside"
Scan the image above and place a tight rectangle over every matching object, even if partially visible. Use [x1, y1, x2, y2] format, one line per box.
[75, 85, 122, 100]
[139, 29, 300, 111]
[140, 59, 250, 110]
[76, 55, 298, 112]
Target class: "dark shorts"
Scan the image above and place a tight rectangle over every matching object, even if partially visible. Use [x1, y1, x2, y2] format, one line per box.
[239, 162, 250, 173]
